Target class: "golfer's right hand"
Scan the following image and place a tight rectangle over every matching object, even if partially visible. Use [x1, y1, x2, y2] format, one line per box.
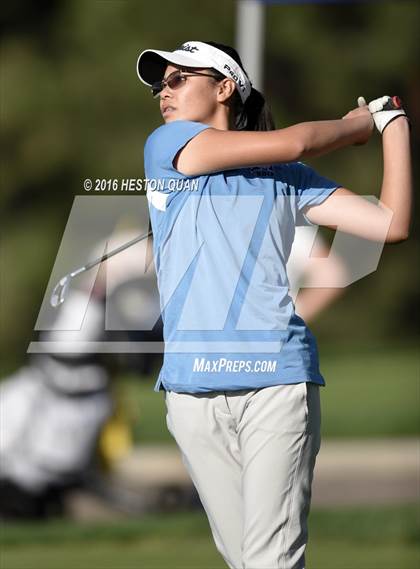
[342, 103, 374, 146]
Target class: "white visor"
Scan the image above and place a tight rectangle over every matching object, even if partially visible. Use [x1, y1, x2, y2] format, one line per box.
[136, 41, 252, 103]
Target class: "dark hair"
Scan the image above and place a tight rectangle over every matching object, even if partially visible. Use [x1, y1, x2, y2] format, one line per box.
[203, 41, 275, 132]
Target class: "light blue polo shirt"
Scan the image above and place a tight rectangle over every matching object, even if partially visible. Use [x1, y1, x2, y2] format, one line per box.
[144, 120, 340, 393]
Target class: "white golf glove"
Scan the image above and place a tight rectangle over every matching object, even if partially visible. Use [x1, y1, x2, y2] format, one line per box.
[357, 95, 408, 134]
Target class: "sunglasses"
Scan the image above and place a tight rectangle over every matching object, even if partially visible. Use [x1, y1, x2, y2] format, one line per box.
[151, 69, 218, 98]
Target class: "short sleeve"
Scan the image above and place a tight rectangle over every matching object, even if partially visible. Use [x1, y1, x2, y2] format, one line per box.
[144, 120, 211, 179]
[293, 162, 341, 226]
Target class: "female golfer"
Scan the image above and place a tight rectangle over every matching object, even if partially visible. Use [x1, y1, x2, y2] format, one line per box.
[136, 41, 412, 569]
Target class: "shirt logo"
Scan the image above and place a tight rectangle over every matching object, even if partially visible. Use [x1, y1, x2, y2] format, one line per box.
[249, 166, 274, 178]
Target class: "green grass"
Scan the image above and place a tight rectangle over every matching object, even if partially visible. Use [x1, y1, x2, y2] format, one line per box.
[319, 345, 419, 437]
[1, 505, 419, 569]
[118, 345, 419, 443]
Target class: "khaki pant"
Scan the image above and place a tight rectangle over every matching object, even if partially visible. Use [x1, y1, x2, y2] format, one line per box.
[165, 381, 321, 569]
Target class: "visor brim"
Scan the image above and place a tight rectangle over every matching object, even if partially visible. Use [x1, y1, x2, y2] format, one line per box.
[137, 49, 212, 86]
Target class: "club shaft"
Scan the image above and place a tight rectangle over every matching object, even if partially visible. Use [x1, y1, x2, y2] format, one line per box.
[81, 229, 153, 273]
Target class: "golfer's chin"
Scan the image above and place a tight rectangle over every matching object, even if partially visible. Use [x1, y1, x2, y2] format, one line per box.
[162, 109, 179, 123]
[162, 110, 198, 123]
[162, 111, 203, 124]
[163, 115, 177, 123]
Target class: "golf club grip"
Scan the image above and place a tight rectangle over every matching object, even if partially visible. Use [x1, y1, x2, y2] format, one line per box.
[83, 230, 153, 271]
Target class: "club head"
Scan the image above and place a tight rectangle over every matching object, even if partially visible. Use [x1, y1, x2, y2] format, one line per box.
[50, 275, 71, 308]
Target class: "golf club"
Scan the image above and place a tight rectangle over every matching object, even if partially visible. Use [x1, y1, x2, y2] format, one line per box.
[50, 229, 153, 307]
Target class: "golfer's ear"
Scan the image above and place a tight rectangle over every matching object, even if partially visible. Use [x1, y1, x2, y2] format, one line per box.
[217, 79, 236, 103]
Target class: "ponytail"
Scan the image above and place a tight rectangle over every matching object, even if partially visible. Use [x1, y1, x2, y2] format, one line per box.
[238, 87, 276, 131]
[203, 40, 276, 132]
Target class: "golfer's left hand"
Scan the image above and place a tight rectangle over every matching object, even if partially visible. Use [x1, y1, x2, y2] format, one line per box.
[357, 95, 409, 134]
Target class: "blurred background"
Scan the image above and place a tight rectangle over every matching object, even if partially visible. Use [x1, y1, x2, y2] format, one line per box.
[1, 0, 419, 568]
